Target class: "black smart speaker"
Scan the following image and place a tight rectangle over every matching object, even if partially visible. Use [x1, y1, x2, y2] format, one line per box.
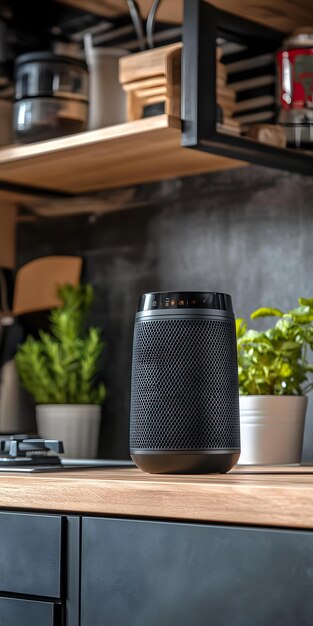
[129, 292, 240, 474]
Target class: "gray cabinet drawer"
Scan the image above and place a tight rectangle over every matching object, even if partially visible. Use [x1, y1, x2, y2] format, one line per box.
[0, 596, 61, 626]
[81, 517, 313, 626]
[0, 512, 63, 598]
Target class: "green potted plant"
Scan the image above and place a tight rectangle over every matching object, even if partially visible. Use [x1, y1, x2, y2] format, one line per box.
[15, 283, 106, 459]
[236, 297, 313, 465]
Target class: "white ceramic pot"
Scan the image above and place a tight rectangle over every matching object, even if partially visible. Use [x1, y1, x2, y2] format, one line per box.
[36, 404, 101, 459]
[239, 395, 307, 465]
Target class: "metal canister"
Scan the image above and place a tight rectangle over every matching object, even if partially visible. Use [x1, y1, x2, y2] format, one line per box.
[14, 52, 89, 144]
[277, 28, 313, 146]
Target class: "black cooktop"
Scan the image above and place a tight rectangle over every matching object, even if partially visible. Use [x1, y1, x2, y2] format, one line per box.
[0, 435, 134, 473]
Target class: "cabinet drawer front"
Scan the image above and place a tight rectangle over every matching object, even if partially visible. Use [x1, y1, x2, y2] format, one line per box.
[81, 517, 313, 626]
[0, 512, 63, 598]
[0, 597, 61, 626]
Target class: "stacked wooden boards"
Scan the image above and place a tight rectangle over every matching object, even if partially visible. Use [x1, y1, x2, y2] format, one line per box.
[119, 43, 182, 121]
[119, 43, 240, 135]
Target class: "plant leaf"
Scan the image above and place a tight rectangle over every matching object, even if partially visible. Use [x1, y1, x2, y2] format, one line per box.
[299, 297, 313, 307]
[15, 283, 106, 405]
[250, 307, 284, 319]
[237, 297, 313, 396]
[286, 306, 313, 323]
[235, 318, 247, 338]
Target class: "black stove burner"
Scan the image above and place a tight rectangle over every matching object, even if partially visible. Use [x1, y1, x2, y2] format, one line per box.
[0, 435, 64, 467]
[0, 435, 135, 473]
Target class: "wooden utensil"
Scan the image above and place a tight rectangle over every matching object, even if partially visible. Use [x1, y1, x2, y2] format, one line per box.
[12, 256, 82, 316]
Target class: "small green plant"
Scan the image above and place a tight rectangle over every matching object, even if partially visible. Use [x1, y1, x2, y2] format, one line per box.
[15, 284, 106, 405]
[236, 297, 313, 396]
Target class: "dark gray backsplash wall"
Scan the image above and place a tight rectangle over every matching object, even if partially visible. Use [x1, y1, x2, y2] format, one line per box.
[17, 165, 313, 460]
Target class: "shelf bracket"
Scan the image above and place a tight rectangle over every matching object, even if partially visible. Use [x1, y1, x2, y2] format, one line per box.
[182, 0, 313, 176]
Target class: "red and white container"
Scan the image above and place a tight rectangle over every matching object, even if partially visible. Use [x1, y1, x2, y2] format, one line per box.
[277, 29, 313, 146]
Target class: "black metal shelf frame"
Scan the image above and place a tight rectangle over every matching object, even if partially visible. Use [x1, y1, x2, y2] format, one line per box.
[182, 0, 313, 176]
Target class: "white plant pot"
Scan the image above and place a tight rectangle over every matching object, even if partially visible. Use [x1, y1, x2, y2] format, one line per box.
[36, 404, 101, 459]
[239, 395, 307, 465]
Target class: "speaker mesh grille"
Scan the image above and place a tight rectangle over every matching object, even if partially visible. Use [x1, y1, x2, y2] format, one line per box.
[130, 318, 240, 451]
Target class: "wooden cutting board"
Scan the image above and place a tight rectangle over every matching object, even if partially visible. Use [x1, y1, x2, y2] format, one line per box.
[12, 256, 82, 316]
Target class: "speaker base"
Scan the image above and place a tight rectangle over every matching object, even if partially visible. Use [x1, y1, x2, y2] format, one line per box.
[131, 451, 240, 474]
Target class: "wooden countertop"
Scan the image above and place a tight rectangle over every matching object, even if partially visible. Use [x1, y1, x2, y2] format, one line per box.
[0, 465, 313, 529]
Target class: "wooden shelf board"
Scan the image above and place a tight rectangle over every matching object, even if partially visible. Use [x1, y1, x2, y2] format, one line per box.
[0, 116, 243, 196]
[57, 0, 313, 33]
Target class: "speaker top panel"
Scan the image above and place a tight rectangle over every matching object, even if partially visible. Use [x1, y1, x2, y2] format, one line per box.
[137, 292, 233, 314]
